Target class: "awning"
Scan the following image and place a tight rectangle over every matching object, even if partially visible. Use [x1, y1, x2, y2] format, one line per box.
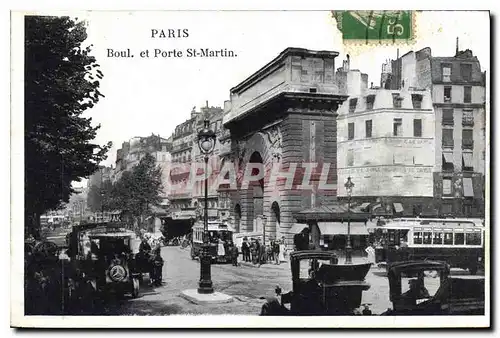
[463, 177, 474, 197]
[318, 222, 369, 236]
[443, 152, 453, 163]
[394, 203, 404, 213]
[290, 223, 309, 234]
[463, 153, 473, 168]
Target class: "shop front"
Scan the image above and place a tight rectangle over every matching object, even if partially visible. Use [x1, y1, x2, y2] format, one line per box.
[292, 204, 371, 255]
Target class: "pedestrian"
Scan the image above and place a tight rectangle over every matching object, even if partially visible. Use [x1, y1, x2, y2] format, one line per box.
[267, 241, 274, 263]
[230, 241, 239, 266]
[279, 237, 286, 262]
[217, 238, 226, 258]
[252, 239, 259, 264]
[274, 240, 281, 265]
[242, 238, 250, 262]
[151, 247, 164, 286]
[258, 240, 266, 267]
[365, 243, 376, 265]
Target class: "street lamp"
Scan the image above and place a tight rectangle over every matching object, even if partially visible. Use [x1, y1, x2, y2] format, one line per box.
[100, 167, 105, 222]
[345, 176, 355, 264]
[197, 119, 216, 294]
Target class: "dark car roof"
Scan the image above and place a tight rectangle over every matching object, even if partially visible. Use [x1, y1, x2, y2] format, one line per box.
[289, 250, 338, 261]
[388, 260, 449, 275]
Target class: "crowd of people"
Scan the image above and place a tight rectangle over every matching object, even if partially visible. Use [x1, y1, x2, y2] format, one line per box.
[240, 236, 288, 267]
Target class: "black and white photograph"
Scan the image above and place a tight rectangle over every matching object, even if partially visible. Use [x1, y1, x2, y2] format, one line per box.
[10, 8, 490, 328]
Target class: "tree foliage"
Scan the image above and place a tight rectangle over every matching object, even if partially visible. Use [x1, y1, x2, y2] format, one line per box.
[108, 154, 164, 227]
[25, 16, 111, 237]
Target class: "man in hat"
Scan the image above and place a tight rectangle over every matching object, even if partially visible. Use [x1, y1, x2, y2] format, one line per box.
[294, 228, 310, 251]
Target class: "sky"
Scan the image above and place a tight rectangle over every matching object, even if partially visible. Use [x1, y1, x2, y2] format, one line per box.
[74, 10, 489, 186]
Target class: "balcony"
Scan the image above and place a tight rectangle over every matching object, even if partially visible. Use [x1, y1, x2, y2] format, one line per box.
[462, 116, 474, 127]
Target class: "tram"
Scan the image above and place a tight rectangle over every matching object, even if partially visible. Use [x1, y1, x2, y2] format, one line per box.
[190, 220, 235, 263]
[368, 218, 485, 275]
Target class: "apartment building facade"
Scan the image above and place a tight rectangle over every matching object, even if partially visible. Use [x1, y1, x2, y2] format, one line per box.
[337, 88, 436, 216]
[383, 46, 486, 217]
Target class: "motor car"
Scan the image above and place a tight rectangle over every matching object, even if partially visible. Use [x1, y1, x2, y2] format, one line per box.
[382, 260, 485, 315]
[260, 250, 372, 315]
[66, 223, 141, 298]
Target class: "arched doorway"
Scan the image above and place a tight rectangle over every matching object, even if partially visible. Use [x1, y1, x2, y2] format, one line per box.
[248, 151, 264, 232]
[234, 204, 241, 233]
[269, 201, 280, 240]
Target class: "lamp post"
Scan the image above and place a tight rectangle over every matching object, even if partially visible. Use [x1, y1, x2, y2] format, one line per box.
[197, 119, 216, 294]
[345, 176, 355, 264]
[100, 167, 105, 222]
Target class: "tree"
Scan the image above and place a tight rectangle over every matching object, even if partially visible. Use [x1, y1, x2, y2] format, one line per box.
[111, 154, 164, 228]
[25, 16, 111, 237]
[86, 177, 114, 213]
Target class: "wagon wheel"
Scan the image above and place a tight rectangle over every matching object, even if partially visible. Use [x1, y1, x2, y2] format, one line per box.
[260, 303, 272, 316]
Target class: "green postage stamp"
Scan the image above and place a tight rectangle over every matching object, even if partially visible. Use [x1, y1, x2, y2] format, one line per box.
[332, 10, 415, 44]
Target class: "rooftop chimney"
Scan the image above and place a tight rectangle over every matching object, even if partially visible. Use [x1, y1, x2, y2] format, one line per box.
[456, 37, 459, 56]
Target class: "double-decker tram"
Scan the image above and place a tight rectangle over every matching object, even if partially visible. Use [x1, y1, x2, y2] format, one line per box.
[368, 218, 485, 275]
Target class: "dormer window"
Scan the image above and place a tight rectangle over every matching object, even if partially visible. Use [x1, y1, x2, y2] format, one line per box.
[392, 93, 402, 108]
[411, 94, 423, 109]
[365, 95, 375, 110]
[349, 98, 358, 113]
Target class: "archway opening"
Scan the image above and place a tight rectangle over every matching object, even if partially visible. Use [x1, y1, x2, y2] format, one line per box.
[234, 204, 241, 233]
[248, 151, 264, 231]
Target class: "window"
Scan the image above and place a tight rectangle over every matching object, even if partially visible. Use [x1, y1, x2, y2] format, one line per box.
[462, 152, 473, 171]
[466, 231, 481, 245]
[444, 86, 452, 102]
[392, 93, 402, 108]
[442, 64, 452, 82]
[464, 86, 472, 103]
[347, 150, 354, 167]
[463, 177, 474, 197]
[413, 119, 422, 137]
[442, 108, 454, 125]
[461, 64, 472, 82]
[433, 232, 443, 245]
[365, 95, 375, 110]
[462, 109, 474, 126]
[441, 203, 453, 215]
[423, 232, 432, 244]
[411, 94, 423, 108]
[463, 204, 472, 216]
[348, 122, 355, 140]
[454, 232, 465, 245]
[442, 129, 454, 148]
[365, 120, 372, 138]
[443, 178, 452, 195]
[462, 129, 473, 149]
[393, 118, 402, 136]
[349, 98, 358, 112]
[413, 232, 423, 244]
[443, 232, 453, 245]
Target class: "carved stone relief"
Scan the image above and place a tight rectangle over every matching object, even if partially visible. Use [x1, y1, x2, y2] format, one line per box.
[263, 125, 282, 162]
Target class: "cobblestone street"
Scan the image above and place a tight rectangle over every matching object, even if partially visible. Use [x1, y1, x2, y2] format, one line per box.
[93, 246, 399, 315]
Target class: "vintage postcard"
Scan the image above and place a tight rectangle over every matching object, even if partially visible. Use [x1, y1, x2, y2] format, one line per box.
[10, 9, 490, 328]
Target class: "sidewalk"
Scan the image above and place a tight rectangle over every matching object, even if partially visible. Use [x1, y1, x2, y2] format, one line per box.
[237, 254, 374, 270]
[238, 260, 289, 270]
